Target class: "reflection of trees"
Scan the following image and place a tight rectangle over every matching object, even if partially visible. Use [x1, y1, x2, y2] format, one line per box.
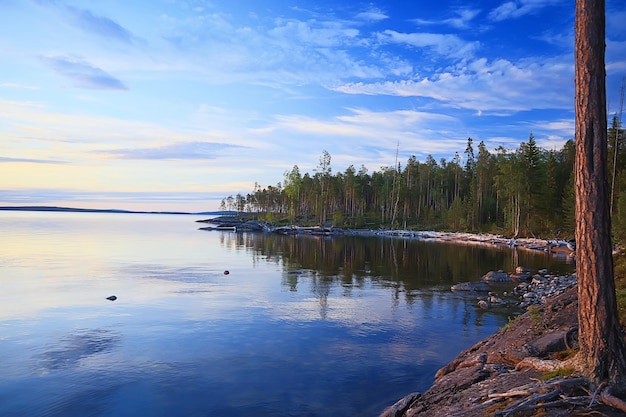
[224, 234, 574, 300]
[213, 232, 573, 323]
[310, 273, 332, 319]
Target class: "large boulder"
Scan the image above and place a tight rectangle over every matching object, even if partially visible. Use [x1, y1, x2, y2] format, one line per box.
[482, 270, 511, 283]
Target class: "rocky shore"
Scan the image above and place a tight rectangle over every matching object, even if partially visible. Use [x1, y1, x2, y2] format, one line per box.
[380, 278, 626, 417]
[451, 267, 578, 310]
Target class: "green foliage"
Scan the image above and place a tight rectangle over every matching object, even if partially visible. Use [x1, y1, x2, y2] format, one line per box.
[614, 189, 626, 246]
[219, 135, 602, 237]
[528, 305, 547, 335]
[499, 314, 522, 333]
[614, 252, 626, 326]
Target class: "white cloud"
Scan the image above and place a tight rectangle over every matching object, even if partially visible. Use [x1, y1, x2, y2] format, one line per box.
[413, 8, 481, 29]
[40, 55, 128, 90]
[355, 9, 388, 22]
[97, 141, 245, 160]
[332, 55, 573, 113]
[376, 30, 478, 59]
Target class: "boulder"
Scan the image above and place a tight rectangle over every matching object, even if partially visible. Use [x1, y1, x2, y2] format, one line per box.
[510, 272, 531, 282]
[529, 331, 567, 356]
[482, 270, 511, 283]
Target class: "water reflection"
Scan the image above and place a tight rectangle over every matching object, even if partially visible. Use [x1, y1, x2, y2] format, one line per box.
[225, 232, 572, 293]
[36, 329, 120, 372]
[0, 212, 576, 417]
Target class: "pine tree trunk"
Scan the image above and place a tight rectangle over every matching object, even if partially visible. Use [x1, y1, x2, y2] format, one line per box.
[575, 0, 626, 386]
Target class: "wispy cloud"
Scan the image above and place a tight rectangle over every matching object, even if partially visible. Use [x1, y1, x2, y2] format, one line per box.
[0, 83, 38, 90]
[263, 108, 466, 160]
[332, 55, 573, 113]
[355, 8, 388, 22]
[98, 141, 245, 160]
[375, 30, 478, 59]
[63, 5, 133, 43]
[35, 0, 134, 44]
[488, 0, 561, 22]
[40, 55, 128, 90]
[0, 157, 67, 164]
[412, 8, 481, 29]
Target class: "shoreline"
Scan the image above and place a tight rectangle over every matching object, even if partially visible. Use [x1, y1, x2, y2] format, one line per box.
[360, 230, 575, 257]
[198, 216, 577, 258]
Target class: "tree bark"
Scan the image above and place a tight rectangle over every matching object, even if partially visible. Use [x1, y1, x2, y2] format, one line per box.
[575, 0, 626, 386]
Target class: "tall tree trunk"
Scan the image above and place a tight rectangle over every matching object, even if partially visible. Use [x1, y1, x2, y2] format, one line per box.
[575, 0, 626, 386]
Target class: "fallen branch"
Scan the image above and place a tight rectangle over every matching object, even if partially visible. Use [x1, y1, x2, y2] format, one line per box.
[488, 390, 531, 399]
[496, 389, 561, 416]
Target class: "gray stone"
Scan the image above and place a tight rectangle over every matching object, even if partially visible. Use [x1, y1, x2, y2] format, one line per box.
[529, 331, 567, 355]
[482, 271, 511, 283]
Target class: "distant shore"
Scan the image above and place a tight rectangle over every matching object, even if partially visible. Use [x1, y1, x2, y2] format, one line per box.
[0, 205, 221, 216]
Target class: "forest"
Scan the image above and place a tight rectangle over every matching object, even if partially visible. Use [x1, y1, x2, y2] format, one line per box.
[220, 116, 626, 244]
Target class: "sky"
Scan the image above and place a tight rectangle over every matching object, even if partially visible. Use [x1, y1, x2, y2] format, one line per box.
[1, 0, 625, 213]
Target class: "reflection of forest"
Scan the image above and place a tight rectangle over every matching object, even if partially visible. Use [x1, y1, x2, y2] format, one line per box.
[220, 233, 575, 294]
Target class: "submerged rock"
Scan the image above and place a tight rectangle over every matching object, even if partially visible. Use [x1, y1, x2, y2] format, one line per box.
[451, 281, 492, 292]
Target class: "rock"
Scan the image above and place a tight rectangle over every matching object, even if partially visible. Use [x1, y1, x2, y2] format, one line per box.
[106, 295, 117, 301]
[457, 353, 487, 370]
[451, 281, 492, 292]
[482, 270, 511, 283]
[223, 270, 230, 275]
[510, 272, 531, 281]
[531, 276, 546, 285]
[488, 295, 503, 304]
[529, 330, 567, 355]
[515, 266, 532, 274]
[379, 392, 421, 417]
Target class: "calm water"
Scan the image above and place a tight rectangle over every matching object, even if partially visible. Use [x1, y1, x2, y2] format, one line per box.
[0, 211, 574, 417]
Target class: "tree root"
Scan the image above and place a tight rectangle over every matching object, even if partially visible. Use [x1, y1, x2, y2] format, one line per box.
[600, 385, 626, 413]
[472, 377, 626, 416]
[510, 354, 626, 414]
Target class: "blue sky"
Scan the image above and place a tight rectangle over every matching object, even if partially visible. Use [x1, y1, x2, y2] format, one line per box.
[1, 0, 625, 212]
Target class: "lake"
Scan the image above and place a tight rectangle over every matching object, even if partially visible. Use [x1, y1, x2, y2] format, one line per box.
[0, 211, 574, 417]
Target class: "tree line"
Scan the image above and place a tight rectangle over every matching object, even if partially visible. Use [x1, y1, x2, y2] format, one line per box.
[220, 116, 625, 242]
